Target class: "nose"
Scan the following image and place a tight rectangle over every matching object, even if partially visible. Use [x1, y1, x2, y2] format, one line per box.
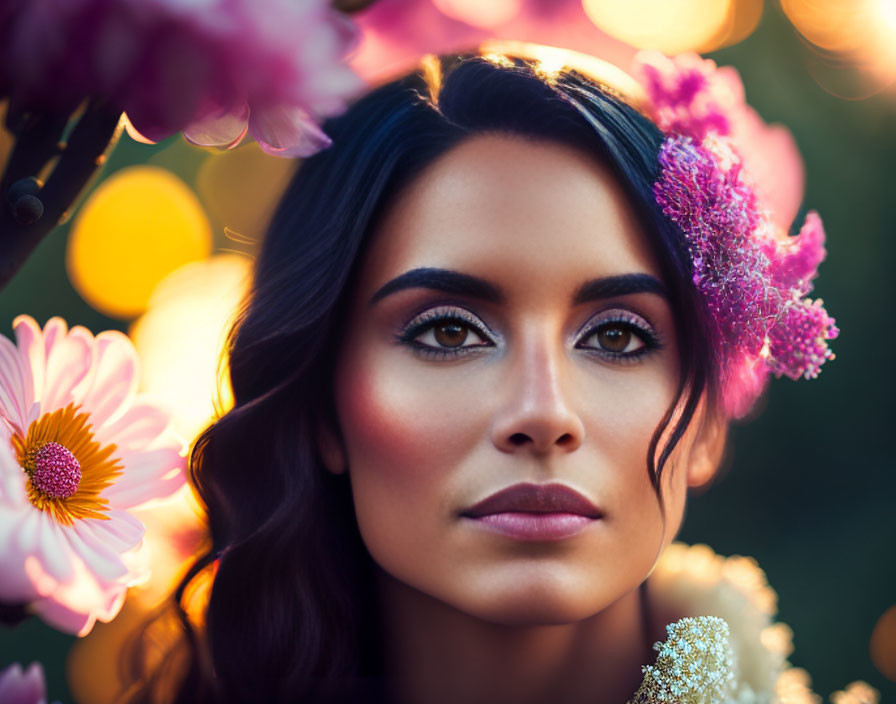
[490, 332, 585, 455]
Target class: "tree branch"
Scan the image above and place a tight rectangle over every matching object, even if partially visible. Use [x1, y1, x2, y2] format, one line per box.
[0, 99, 122, 291]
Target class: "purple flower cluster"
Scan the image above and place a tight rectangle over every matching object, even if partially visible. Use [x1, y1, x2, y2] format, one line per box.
[635, 50, 838, 417]
[654, 137, 837, 417]
[636, 51, 738, 141]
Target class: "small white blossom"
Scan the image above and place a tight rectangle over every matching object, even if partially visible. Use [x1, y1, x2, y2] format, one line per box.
[629, 616, 735, 704]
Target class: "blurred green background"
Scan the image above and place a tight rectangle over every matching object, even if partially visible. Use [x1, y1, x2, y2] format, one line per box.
[1, 2, 894, 701]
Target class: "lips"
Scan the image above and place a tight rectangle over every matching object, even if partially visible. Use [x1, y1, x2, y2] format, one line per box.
[461, 482, 602, 519]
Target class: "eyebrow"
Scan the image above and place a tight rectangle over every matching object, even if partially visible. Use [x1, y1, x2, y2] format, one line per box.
[368, 267, 667, 306]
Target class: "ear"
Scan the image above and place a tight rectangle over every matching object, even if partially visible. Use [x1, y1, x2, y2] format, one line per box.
[316, 417, 348, 475]
[685, 411, 728, 489]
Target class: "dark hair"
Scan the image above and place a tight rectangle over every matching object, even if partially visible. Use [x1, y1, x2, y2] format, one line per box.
[130, 54, 716, 704]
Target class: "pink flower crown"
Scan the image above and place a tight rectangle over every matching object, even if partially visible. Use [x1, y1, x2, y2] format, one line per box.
[633, 51, 838, 418]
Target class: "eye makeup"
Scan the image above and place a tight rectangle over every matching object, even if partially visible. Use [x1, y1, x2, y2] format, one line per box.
[395, 305, 497, 360]
[574, 308, 663, 363]
[395, 304, 664, 364]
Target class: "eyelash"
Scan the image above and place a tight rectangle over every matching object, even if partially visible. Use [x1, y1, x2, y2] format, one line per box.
[397, 307, 496, 360]
[574, 311, 663, 363]
[397, 307, 663, 362]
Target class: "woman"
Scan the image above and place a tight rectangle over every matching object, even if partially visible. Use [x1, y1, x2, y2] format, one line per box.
[137, 51, 849, 703]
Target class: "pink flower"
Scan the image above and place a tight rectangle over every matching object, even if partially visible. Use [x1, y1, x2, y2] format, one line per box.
[0, 315, 186, 636]
[350, 0, 637, 84]
[634, 50, 805, 233]
[0, 663, 48, 704]
[654, 137, 837, 418]
[0, 0, 363, 157]
[638, 52, 837, 417]
[765, 211, 827, 295]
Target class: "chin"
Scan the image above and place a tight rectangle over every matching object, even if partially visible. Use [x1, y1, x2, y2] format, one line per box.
[467, 595, 606, 627]
[451, 572, 616, 627]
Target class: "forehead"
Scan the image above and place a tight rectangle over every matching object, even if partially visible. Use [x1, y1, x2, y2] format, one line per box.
[359, 134, 660, 298]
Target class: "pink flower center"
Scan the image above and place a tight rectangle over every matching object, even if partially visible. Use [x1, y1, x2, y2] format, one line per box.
[31, 441, 81, 499]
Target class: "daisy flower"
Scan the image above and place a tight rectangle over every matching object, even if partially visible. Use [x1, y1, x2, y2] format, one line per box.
[0, 315, 186, 636]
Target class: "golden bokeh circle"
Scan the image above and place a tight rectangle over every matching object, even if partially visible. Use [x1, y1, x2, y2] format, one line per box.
[67, 166, 212, 319]
[582, 0, 734, 54]
[129, 254, 251, 445]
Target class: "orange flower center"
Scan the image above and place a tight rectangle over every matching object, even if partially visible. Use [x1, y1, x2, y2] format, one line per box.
[11, 403, 122, 526]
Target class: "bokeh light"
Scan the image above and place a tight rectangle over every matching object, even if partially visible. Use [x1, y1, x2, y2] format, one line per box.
[432, 0, 522, 28]
[870, 604, 896, 681]
[131, 487, 207, 606]
[782, 0, 896, 97]
[350, 0, 640, 87]
[129, 254, 251, 446]
[581, 0, 734, 54]
[781, 0, 865, 52]
[67, 166, 212, 318]
[880, 0, 896, 31]
[705, 0, 765, 50]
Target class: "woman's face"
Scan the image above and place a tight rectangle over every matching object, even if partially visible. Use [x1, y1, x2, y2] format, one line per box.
[324, 134, 712, 625]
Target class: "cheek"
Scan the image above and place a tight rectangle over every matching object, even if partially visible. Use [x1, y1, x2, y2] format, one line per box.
[332, 347, 488, 564]
[334, 350, 483, 480]
[335, 364, 427, 477]
[575, 365, 681, 556]
[579, 362, 677, 478]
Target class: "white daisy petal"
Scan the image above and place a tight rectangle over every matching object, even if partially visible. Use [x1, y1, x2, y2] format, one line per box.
[0, 429, 28, 507]
[105, 447, 186, 507]
[34, 515, 75, 584]
[104, 475, 185, 509]
[0, 508, 39, 602]
[92, 400, 172, 452]
[31, 548, 125, 619]
[77, 331, 139, 428]
[40, 324, 95, 414]
[92, 582, 128, 623]
[0, 335, 31, 433]
[31, 595, 97, 638]
[13, 509, 42, 571]
[79, 511, 145, 554]
[37, 316, 67, 354]
[66, 522, 131, 582]
[12, 315, 45, 415]
[0, 470, 27, 509]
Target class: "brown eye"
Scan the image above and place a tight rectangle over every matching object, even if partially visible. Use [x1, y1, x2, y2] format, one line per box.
[409, 314, 491, 352]
[433, 322, 468, 348]
[597, 325, 632, 353]
[576, 311, 658, 360]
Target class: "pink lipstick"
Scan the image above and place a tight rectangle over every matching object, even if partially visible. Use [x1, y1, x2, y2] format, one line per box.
[460, 482, 602, 541]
